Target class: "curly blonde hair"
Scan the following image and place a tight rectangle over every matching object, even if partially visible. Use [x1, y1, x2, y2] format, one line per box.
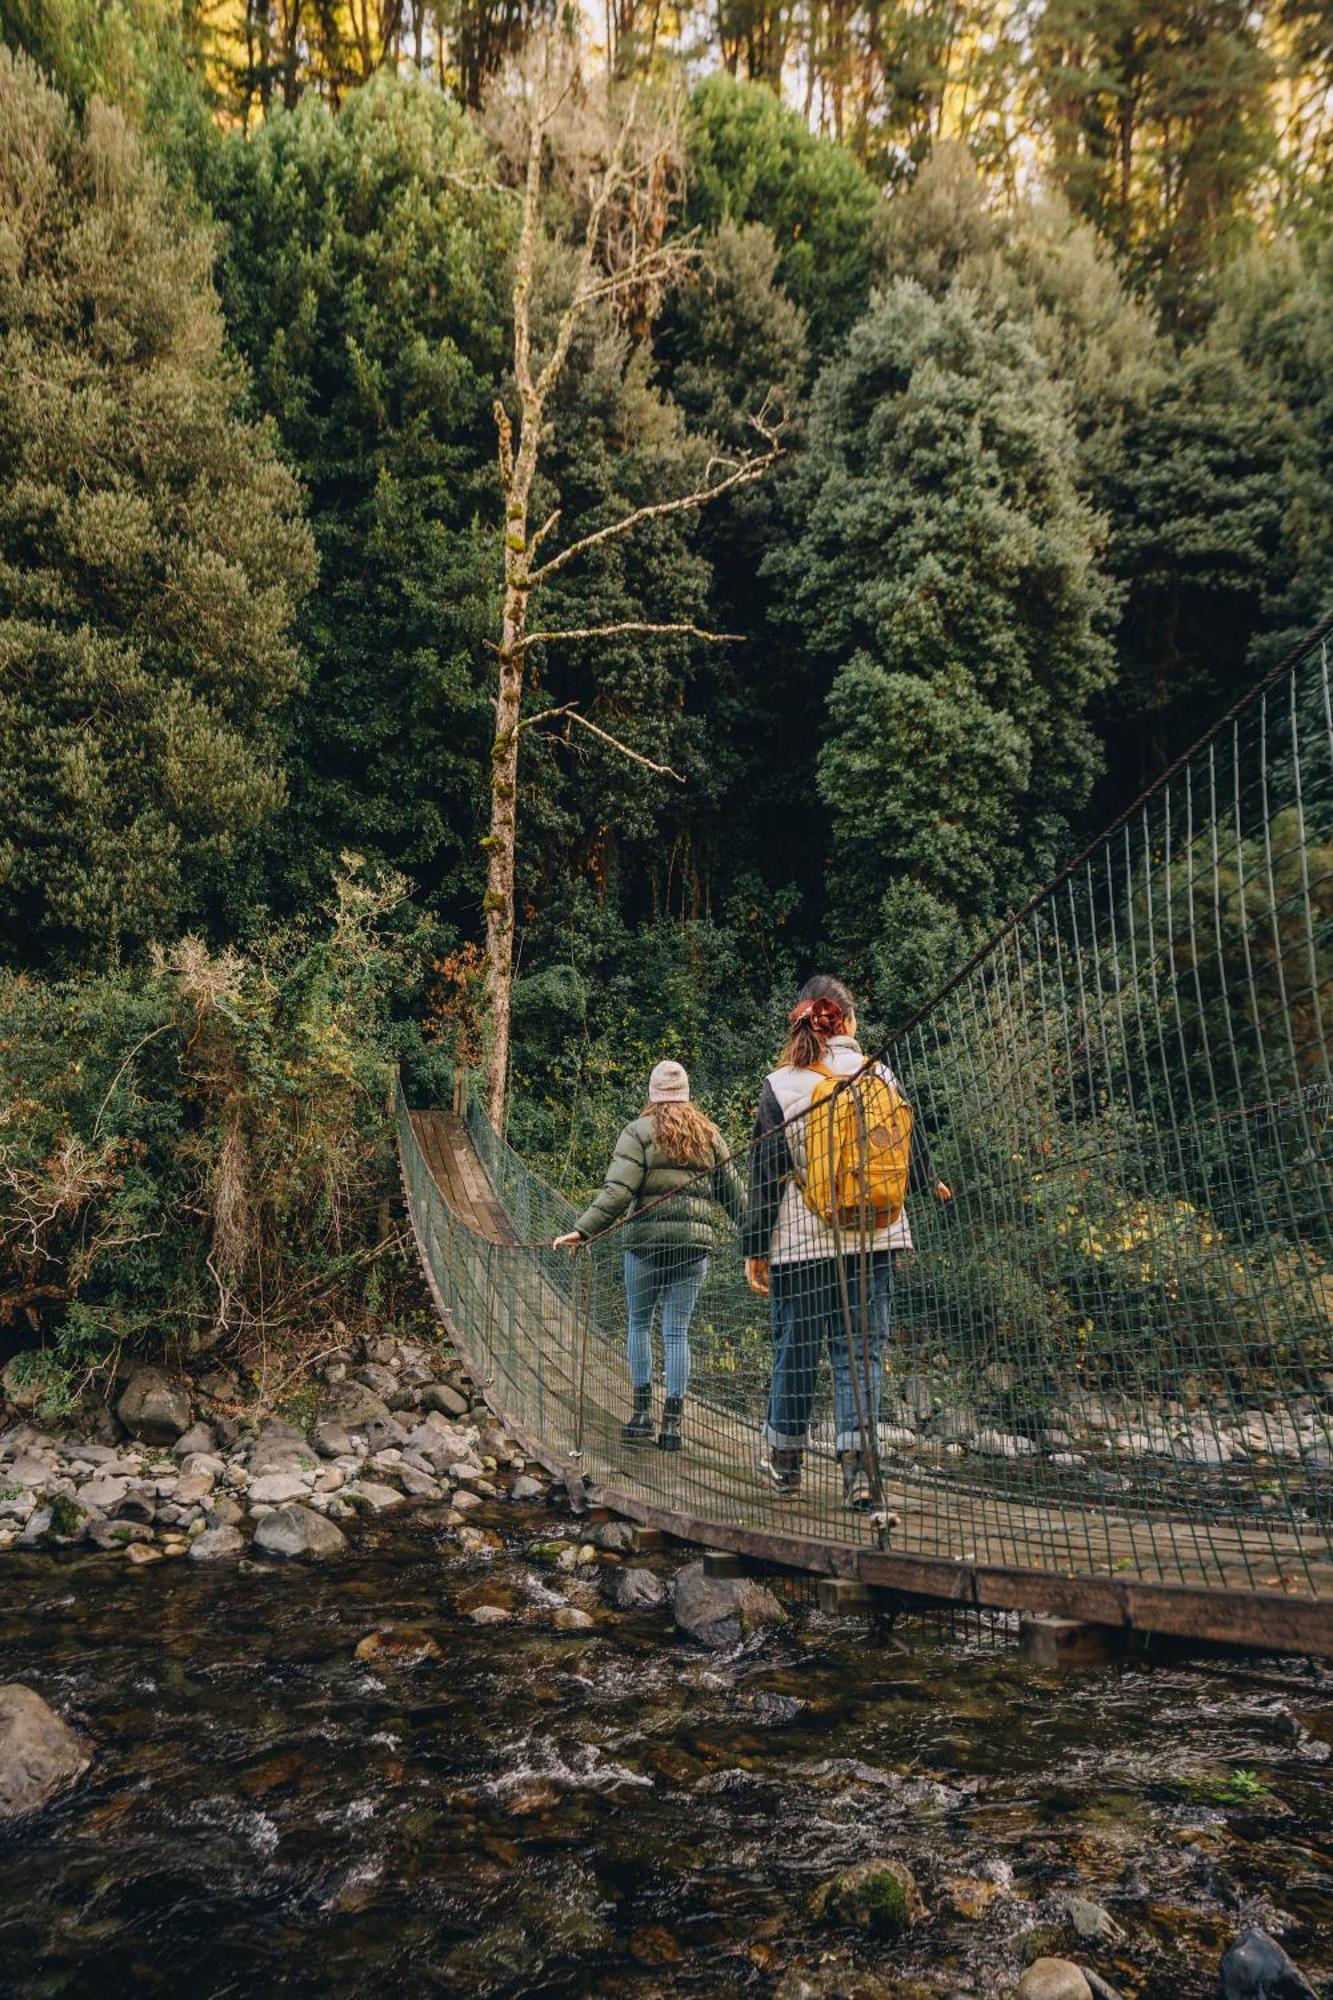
[642, 1099, 720, 1170]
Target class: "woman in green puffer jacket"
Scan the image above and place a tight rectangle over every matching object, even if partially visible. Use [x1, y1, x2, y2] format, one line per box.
[553, 1061, 744, 1452]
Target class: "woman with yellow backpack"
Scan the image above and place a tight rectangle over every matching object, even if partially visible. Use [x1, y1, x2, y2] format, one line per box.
[741, 976, 952, 1509]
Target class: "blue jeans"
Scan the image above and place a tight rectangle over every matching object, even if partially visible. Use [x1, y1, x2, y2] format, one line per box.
[625, 1250, 708, 1400]
[765, 1254, 890, 1455]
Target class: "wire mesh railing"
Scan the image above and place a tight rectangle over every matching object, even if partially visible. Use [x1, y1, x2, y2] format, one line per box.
[399, 623, 1333, 1612]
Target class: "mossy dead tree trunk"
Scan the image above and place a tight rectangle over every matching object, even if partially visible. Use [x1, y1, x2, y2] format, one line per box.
[481, 40, 781, 1125]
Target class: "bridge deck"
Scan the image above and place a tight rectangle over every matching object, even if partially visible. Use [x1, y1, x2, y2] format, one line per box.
[405, 1108, 1333, 1656]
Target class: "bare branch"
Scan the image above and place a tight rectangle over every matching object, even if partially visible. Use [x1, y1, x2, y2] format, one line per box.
[528, 507, 561, 561]
[518, 701, 578, 730]
[531, 424, 784, 586]
[531, 84, 644, 409]
[520, 702, 685, 782]
[520, 620, 744, 649]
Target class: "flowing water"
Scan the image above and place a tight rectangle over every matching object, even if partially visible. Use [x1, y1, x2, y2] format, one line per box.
[3, 1499, 1331, 1999]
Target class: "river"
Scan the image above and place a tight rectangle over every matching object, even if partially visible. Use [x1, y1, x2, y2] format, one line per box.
[3, 1500, 1331, 1998]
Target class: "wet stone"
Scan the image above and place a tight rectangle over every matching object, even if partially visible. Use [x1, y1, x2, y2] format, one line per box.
[1220, 1927, 1318, 1999]
[605, 1567, 667, 1611]
[253, 1504, 347, 1561]
[812, 1856, 923, 1936]
[0, 1685, 91, 1820]
[673, 1563, 785, 1648]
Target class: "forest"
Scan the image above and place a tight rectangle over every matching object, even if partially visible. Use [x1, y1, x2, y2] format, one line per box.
[2, 0, 1333, 1401]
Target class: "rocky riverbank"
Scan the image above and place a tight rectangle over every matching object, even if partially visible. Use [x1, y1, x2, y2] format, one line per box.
[0, 1334, 557, 1565]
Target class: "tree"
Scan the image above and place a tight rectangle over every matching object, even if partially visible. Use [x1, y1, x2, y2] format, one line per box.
[686, 72, 885, 354]
[1026, 0, 1275, 320]
[0, 50, 315, 968]
[480, 41, 782, 1120]
[209, 74, 513, 925]
[773, 278, 1116, 1016]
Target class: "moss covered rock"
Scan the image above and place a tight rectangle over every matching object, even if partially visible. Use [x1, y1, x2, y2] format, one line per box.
[812, 1856, 923, 1936]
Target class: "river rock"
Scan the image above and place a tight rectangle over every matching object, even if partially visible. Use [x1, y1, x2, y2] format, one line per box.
[1017, 1963, 1093, 2000]
[397, 1465, 442, 1500]
[248, 1472, 309, 1506]
[606, 1566, 667, 1610]
[421, 1382, 470, 1418]
[343, 1481, 404, 1514]
[591, 1520, 637, 1552]
[253, 1503, 347, 1560]
[1065, 1896, 1122, 1942]
[553, 1606, 595, 1630]
[812, 1857, 923, 1936]
[173, 1472, 215, 1507]
[207, 1495, 246, 1528]
[313, 1420, 353, 1459]
[112, 1486, 157, 1525]
[318, 1382, 392, 1431]
[672, 1563, 785, 1648]
[78, 1474, 130, 1513]
[1220, 1928, 1318, 1999]
[116, 1367, 192, 1444]
[88, 1516, 153, 1550]
[510, 1475, 545, 1501]
[190, 1524, 246, 1561]
[171, 1421, 216, 1460]
[0, 1686, 91, 1819]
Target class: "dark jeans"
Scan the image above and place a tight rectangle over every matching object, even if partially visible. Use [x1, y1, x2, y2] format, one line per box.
[765, 1253, 891, 1455]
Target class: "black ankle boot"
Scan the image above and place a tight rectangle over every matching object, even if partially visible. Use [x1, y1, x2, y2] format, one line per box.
[657, 1395, 683, 1452]
[622, 1386, 653, 1444]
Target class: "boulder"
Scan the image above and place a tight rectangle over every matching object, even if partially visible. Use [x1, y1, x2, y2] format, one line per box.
[0, 1685, 91, 1819]
[1220, 1929, 1318, 2000]
[116, 1367, 192, 1444]
[509, 1475, 545, 1502]
[605, 1567, 667, 1611]
[672, 1562, 785, 1648]
[253, 1504, 348, 1561]
[189, 1525, 246, 1561]
[811, 1857, 923, 1937]
[1017, 1965, 1093, 2000]
[317, 1382, 392, 1431]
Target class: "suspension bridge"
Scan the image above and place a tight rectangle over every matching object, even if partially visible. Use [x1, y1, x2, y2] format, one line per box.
[399, 622, 1333, 1658]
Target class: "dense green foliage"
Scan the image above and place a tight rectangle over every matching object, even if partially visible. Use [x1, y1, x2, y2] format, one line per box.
[0, 50, 314, 965]
[1, 3, 1331, 1382]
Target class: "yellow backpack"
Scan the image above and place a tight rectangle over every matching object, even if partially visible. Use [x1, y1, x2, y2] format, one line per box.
[798, 1062, 913, 1234]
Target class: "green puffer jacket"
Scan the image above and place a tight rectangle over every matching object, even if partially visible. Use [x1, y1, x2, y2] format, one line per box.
[574, 1115, 746, 1252]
